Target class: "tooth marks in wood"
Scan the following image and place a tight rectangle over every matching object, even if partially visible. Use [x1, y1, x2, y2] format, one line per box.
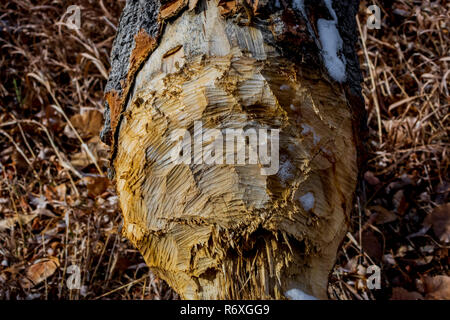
[115, 35, 358, 298]
[103, 0, 364, 179]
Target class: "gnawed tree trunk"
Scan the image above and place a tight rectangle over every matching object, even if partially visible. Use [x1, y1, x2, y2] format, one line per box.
[101, 0, 365, 300]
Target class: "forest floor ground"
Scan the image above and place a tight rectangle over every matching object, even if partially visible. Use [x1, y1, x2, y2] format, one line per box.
[0, 0, 448, 300]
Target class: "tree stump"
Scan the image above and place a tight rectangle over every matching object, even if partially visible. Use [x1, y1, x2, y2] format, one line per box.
[101, 0, 365, 300]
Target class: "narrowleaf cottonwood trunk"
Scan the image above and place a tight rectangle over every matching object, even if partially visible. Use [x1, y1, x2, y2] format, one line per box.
[101, 0, 366, 300]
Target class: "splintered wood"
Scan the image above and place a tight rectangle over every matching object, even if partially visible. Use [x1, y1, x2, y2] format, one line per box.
[114, 2, 358, 299]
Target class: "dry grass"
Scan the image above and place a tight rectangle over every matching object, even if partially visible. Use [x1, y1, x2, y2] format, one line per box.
[0, 0, 176, 300]
[0, 0, 448, 300]
[330, 0, 449, 300]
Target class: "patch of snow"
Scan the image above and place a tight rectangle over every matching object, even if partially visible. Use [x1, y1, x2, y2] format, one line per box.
[317, 0, 347, 82]
[280, 84, 290, 91]
[299, 192, 315, 211]
[277, 158, 295, 186]
[285, 288, 318, 300]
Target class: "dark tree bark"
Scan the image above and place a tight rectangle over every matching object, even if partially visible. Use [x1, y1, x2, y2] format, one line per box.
[102, 0, 365, 299]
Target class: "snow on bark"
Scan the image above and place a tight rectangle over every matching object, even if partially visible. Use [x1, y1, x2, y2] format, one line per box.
[317, 0, 347, 82]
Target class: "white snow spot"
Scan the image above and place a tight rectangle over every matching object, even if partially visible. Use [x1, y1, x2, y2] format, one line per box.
[280, 84, 290, 91]
[301, 124, 320, 145]
[277, 159, 295, 186]
[299, 192, 315, 211]
[317, 0, 347, 82]
[285, 288, 318, 300]
[26, 293, 41, 300]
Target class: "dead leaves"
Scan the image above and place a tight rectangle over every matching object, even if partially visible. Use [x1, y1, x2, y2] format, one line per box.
[0, 213, 38, 231]
[64, 109, 103, 140]
[63, 109, 109, 171]
[424, 204, 450, 244]
[390, 276, 450, 300]
[364, 171, 380, 186]
[391, 287, 423, 300]
[370, 205, 398, 225]
[423, 275, 450, 300]
[0, 0, 168, 300]
[362, 230, 383, 262]
[83, 176, 110, 198]
[70, 136, 109, 170]
[21, 257, 60, 289]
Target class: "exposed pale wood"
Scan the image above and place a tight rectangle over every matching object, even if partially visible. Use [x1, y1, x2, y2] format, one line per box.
[111, 1, 362, 299]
